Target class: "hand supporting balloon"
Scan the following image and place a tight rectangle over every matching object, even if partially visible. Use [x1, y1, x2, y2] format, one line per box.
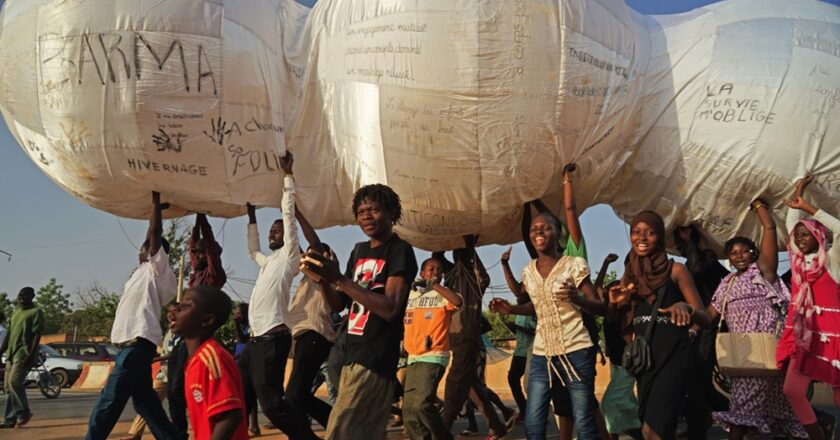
[657, 301, 695, 327]
[784, 196, 818, 216]
[300, 249, 343, 284]
[152, 191, 170, 211]
[674, 225, 695, 244]
[280, 152, 294, 176]
[793, 174, 814, 199]
[246, 202, 257, 224]
[563, 162, 577, 178]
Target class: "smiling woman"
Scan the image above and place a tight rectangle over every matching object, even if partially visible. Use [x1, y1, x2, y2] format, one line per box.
[704, 200, 806, 439]
[609, 211, 710, 440]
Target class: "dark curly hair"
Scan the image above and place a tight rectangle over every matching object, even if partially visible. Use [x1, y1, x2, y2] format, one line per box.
[352, 184, 402, 224]
[724, 236, 758, 256]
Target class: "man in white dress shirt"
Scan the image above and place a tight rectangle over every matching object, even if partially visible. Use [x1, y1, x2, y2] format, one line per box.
[240, 153, 320, 440]
[86, 192, 178, 440]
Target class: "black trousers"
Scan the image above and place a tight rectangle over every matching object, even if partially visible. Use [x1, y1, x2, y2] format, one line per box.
[286, 330, 333, 429]
[683, 332, 726, 440]
[239, 332, 318, 440]
[442, 339, 505, 433]
[507, 355, 528, 415]
[166, 343, 188, 440]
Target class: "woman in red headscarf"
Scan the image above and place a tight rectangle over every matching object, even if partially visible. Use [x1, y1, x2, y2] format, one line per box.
[608, 211, 710, 440]
[777, 176, 840, 439]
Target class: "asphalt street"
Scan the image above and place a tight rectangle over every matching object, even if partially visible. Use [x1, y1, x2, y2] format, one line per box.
[2, 388, 838, 439]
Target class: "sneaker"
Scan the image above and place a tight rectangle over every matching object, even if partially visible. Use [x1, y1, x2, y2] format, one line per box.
[15, 412, 32, 428]
[503, 410, 517, 431]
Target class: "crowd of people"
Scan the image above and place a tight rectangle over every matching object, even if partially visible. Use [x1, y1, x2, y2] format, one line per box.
[2, 156, 840, 440]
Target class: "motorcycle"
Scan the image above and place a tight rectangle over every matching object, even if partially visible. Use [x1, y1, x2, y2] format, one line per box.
[31, 351, 62, 399]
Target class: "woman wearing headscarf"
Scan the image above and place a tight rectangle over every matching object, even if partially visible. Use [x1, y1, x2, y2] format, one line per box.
[777, 176, 840, 440]
[608, 211, 710, 440]
[705, 200, 806, 439]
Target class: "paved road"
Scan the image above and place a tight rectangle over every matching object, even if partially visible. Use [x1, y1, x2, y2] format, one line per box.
[3, 388, 837, 439]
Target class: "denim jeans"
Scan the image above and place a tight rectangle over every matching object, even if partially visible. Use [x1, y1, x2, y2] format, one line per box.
[86, 339, 177, 440]
[525, 347, 598, 440]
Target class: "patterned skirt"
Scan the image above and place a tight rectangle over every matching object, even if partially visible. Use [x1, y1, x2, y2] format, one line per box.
[712, 375, 807, 438]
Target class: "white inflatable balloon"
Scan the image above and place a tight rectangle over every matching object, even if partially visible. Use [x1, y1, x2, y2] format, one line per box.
[1, 0, 839, 250]
[0, 0, 310, 218]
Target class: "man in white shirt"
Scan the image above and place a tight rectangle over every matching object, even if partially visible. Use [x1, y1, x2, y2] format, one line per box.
[239, 153, 319, 440]
[86, 192, 178, 440]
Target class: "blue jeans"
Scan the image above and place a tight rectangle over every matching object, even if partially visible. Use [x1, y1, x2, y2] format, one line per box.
[525, 347, 598, 440]
[86, 339, 176, 440]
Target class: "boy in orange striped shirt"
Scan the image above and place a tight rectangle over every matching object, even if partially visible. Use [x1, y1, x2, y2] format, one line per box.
[402, 258, 463, 439]
[171, 286, 248, 440]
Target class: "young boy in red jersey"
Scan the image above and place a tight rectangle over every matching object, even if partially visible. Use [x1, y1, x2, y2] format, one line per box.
[170, 286, 248, 440]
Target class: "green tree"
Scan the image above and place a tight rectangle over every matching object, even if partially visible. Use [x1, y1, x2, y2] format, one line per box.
[0, 291, 13, 322]
[35, 278, 73, 334]
[483, 310, 516, 341]
[62, 282, 120, 339]
[164, 218, 192, 285]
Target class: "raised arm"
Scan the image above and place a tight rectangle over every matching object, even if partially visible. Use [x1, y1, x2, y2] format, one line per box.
[813, 209, 840, 281]
[197, 213, 215, 241]
[204, 216, 226, 283]
[521, 202, 537, 259]
[245, 203, 266, 265]
[752, 199, 778, 283]
[500, 247, 525, 297]
[148, 192, 167, 257]
[295, 206, 324, 255]
[788, 192, 840, 281]
[594, 253, 618, 290]
[191, 214, 201, 244]
[279, 154, 300, 262]
[562, 163, 583, 247]
[674, 226, 722, 276]
[785, 175, 813, 232]
[431, 251, 454, 275]
[432, 282, 463, 308]
[469, 238, 490, 293]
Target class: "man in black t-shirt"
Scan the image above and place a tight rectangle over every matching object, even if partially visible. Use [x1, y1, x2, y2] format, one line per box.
[303, 184, 418, 440]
